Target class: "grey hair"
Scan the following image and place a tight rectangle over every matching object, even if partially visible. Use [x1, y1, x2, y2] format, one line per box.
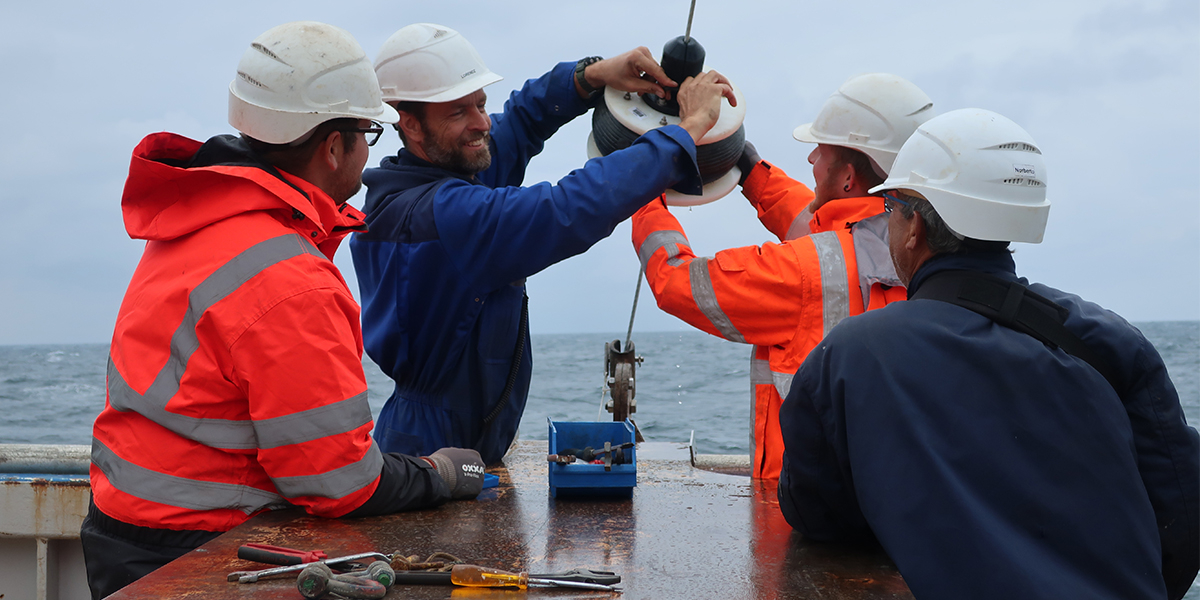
[899, 198, 964, 255]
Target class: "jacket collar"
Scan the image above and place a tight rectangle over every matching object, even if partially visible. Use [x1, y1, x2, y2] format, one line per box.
[388, 148, 481, 183]
[907, 249, 1019, 299]
[361, 148, 483, 214]
[123, 132, 362, 248]
[810, 196, 887, 233]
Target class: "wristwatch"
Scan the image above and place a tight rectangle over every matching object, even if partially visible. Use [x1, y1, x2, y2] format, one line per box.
[574, 56, 604, 99]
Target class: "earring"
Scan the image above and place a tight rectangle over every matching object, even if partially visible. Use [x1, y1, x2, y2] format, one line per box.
[843, 184, 851, 192]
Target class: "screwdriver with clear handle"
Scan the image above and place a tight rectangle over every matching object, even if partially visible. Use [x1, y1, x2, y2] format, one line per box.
[450, 564, 622, 592]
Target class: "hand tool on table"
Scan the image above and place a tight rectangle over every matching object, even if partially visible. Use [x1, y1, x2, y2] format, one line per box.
[552, 442, 635, 470]
[341, 561, 398, 588]
[450, 564, 622, 592]
[237, 543, 327, 565]
[297, 562, 395, 599]
[228, 552, 391, 583]
[389, 567, 621, 586]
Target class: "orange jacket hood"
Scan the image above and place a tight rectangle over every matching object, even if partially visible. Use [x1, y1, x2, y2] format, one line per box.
[121, 132, 365, 250]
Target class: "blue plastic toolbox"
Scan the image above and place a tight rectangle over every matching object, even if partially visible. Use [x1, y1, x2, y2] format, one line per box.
[547, 419, 637, 498]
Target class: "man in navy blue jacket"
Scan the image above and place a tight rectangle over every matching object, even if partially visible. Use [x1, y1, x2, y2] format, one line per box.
[351, 23, 735, 464]
[778, 109, 1199, 600]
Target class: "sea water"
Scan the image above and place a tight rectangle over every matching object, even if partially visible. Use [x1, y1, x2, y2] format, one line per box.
[1, 323, 1196, 454]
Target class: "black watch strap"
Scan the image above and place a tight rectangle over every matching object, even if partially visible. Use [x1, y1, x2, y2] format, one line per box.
[575, 56, 604, 98]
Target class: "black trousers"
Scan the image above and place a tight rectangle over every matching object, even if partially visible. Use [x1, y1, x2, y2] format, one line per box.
[79, 500, 222, 599]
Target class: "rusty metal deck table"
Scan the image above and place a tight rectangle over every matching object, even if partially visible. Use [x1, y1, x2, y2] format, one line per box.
[110, 441, 911, 599]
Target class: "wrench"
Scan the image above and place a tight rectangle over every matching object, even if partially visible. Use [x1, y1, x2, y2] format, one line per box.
[228, 552, 391, 583]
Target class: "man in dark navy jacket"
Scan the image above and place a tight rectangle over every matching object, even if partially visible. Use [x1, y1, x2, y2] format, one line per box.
[351, 23, 735, 464]
[778, 108, 1199, 600]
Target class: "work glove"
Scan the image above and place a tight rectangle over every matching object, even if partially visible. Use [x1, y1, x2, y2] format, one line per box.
[424, 448, 485, 499]
[736, 140, 761, 186]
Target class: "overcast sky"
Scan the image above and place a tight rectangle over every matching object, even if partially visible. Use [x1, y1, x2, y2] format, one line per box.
[1, 0, 1196, 345]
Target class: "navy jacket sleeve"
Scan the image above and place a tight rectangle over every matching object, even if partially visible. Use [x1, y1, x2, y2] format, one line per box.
[477, 62, 597, 189]
[435, 124, 701, 292]
[777, 373, 874, 542]
[425, 59, 702, 292]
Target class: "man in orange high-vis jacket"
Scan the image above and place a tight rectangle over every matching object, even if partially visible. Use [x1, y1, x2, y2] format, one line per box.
[633, 74, 933, 478]
[82, 23, 485, 600]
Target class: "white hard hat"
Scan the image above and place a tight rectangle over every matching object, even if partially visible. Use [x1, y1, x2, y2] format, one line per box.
[870, 108, 1050, 244]
[793, 73, 935, 175]
[228, 21, 400, 145]
[374, 23, 503, 104]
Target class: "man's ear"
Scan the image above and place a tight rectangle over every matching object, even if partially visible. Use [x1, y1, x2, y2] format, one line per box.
[315, 130, 344, 172]
[397, 111, 424, 146]
[839, 161, 857, 194]
[905, 210, 927, 251]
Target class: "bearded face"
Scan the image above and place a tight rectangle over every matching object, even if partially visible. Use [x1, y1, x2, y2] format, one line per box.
[422, 126, 492, 176]
[411, 90, 493, 177]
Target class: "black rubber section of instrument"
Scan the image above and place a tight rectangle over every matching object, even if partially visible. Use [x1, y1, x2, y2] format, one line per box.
[592, 99, 743, 185]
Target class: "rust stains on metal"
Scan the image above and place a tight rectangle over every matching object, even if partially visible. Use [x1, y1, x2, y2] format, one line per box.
[108, 442, 912, 599]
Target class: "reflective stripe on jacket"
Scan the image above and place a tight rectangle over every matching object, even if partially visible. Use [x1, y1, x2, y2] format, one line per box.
[632, 161, 905, 478]
[92, 132, 389, 532]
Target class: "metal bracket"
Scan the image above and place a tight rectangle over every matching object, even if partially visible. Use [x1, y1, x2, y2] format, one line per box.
[603, 340, 642, 422]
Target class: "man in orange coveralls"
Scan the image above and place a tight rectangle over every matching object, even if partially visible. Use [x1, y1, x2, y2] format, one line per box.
[82, 22, 484, 599]
[633, 74, 934, 478]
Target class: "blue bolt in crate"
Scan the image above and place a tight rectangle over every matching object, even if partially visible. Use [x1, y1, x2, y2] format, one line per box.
[547, 419, 637, 498]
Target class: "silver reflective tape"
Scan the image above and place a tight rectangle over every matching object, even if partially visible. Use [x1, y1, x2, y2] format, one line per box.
[108, 234, 325, 450]
[751, 355, 795, 402]
[750, 356, 773, 385]
[92, 437, 285, 515]
[783, 207, 814, 241]
[272, 440, 384, 499]
[255, 391, 373, 450]
[773, 370, 794, 401]
[688, 259, 746, 344]
[810, 232, 850, 335]
[749, 346, 758, 459]
[851, 214, 903, 308]
[638, 230, 690, 268]
[108, 357, 258, 448]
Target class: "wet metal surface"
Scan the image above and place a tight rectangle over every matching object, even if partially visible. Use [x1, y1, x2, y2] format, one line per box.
[110, 442, 911, 599]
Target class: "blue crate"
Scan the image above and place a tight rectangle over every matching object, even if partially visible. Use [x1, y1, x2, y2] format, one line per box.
[547, 419, 637, 498]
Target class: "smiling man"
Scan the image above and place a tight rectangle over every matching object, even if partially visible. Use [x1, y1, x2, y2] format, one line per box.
[350, 23, 735, 464]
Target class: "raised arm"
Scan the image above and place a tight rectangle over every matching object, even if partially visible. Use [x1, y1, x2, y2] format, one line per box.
[631, 199, 823, 348]
[741, 161, 817, 241]
[443, 70, 733, 292]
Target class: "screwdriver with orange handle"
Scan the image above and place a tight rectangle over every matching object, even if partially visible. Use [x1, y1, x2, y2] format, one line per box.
[450, 564, 621, 593]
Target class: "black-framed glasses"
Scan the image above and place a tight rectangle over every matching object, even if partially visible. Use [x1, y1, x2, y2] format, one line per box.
[882, 191, 915, 213]
[342, 122, 385, 146]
